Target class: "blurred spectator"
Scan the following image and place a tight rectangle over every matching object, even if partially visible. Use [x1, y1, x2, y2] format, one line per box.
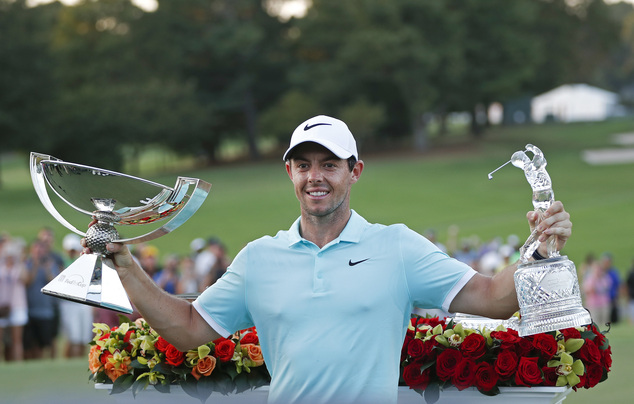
[599, 253, 621, 324]
[200, 238, 230, 290]
[154, 254, 180, 294]
[582, 258, 612, 327]
[23, 239, 62, 359]
[626, 258, 634, 324]
[0, 238, 28, 361]
[139, 245, 162, 278]
[195, 237, 230, 291]
[453, 238, 479, 269]
[176, 256, 199, 295]
[59, 234, 93, 358]
[424, 229, 447, 254]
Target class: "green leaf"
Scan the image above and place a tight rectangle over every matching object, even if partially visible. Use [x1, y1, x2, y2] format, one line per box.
[154, 382, 171, 394]
[131, 378, 149, 398]
[180, 377, 199, 400]
[111, 374, 134, 395]
[197, 375, 216, 402]
[424, 383, 440, 404]
[130, 358, 149, 369]
[233, 375, 251, 394]
[212, 375, 235, 396]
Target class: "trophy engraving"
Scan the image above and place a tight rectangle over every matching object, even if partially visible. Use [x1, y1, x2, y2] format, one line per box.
[489, 144, 591, 336]
[30, 152, 212, 313]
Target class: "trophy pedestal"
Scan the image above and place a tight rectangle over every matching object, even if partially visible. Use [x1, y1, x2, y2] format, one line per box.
[41, 253, 133, 314]
[514, 256, 591, 336]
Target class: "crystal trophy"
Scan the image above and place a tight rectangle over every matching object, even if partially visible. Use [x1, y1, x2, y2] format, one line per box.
[30, 152, 212, 313]
[490, 144, 591, 336]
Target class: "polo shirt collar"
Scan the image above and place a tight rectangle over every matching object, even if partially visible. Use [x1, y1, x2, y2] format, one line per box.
[287, 209, 367, 247]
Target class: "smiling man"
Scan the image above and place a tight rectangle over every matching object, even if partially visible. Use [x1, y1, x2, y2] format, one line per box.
[95, 115, 573, 404]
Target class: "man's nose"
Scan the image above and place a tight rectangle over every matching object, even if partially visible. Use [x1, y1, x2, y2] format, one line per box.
[307, 166, 323, 182]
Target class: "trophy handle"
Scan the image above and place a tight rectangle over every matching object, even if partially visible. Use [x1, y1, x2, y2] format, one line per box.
[30, 152, 87, 237]
[116, 177, 212, 244]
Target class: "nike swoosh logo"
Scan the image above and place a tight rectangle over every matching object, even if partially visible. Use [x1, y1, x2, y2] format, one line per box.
[348, 258, 370, 266]
[304, 123, 332, 131]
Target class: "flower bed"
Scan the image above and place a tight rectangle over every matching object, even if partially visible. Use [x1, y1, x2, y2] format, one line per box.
[400, 316, 611, 403]
[89, 317, 270, 403]
[89, 315, 611, 403]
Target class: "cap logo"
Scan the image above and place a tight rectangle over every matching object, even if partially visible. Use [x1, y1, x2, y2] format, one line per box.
[304, 122, 332, 131]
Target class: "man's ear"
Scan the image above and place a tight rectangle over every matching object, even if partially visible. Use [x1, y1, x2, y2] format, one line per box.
[285, 161, 293, 179]
[350, 160, 364, 184]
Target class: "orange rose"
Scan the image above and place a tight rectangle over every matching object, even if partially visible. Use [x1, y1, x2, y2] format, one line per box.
[191, 355, 217, 380]
[104, 357, 131, 382]
[242, 344, 264, 367]
[88, 345, 102, 373]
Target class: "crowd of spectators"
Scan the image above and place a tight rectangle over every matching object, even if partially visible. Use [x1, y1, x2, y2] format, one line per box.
[1, 225, 633, 363]
[0, 228, 228, 363]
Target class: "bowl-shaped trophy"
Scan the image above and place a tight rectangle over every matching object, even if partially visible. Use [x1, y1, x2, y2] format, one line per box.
[30, 152, 212, 313]
[489, 145, 591, 336]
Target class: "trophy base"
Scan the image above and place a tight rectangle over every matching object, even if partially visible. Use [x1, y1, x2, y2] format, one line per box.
[517, 307, 592, 337]
[41, 253, 133, 314]
[515, 256, 591, 337]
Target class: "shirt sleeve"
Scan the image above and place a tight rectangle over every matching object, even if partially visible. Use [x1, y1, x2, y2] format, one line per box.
[399, 225, 477, 312]
[193, 244, 254, 337]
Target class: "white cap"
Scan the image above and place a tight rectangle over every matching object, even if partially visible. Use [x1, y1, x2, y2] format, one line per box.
[62, 233, 82, 252]
[283, 115, 358, 161]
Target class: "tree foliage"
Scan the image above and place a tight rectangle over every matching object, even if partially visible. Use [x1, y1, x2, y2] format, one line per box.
[0, 0, 631, 173]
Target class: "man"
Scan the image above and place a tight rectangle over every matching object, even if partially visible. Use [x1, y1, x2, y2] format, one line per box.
[87, 115, 572, 404]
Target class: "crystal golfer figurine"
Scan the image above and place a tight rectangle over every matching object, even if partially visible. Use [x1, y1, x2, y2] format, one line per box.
[489, 144, 591, 336]
[30, 152, 212, 313]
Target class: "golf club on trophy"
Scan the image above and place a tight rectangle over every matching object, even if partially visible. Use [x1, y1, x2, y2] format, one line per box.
[489, 144, 592, 336]
[30, 152, 212, 314]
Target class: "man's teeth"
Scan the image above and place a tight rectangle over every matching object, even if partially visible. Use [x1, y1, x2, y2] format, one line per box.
[309, 191, 328, 196]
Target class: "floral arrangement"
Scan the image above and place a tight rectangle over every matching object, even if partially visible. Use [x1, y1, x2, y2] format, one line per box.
[400, 315, 612, 403]
[89, 315, 611, 403]
[88, 316, 270, 402]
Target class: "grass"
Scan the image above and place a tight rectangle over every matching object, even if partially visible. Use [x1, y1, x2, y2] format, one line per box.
[2, 119, 634, 271]
[1, 119, 633, 402]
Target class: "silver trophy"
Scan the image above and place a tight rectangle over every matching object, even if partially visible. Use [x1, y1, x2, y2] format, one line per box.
[30, 152, 212, 313]
[489, 144, 591, 336]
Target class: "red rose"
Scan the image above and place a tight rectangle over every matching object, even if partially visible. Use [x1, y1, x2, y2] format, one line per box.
[517, 338, 535, 357]
[514, 357, 543, 387]
[402, 361, 431, 390]
[561, 328, 581, 340]
[491, 329, 522, 350]
[165, 344, 185, 366]
[240, 331, 259, 345]
[100, 350, 112, 365]
[532, 333, 557, 360]
[579, 338, 602, 365]
[214, 339, 236, 362]
[541, 366, 558, 386]
[407, 338, 425, 358]
[452, 358, 476, 390]
[601, 345, 612, 371]
[474, 362, 499, 392]
[416, 316, 444, 329]
[436, 349, 463, 381]
[155, 336, 170, 353]
[460, 333, 486, 360]
[494, 349, 518, 380]
[584, 363, 604, 389]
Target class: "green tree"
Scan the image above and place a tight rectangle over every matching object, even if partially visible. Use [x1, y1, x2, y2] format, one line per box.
[0, 0, 58, 185]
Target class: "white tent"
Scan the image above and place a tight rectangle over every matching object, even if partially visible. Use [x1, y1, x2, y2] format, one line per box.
[531, 84, 621, 123]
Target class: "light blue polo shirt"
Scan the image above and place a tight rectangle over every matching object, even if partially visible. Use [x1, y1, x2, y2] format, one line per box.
[193, 210, 475, 404]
